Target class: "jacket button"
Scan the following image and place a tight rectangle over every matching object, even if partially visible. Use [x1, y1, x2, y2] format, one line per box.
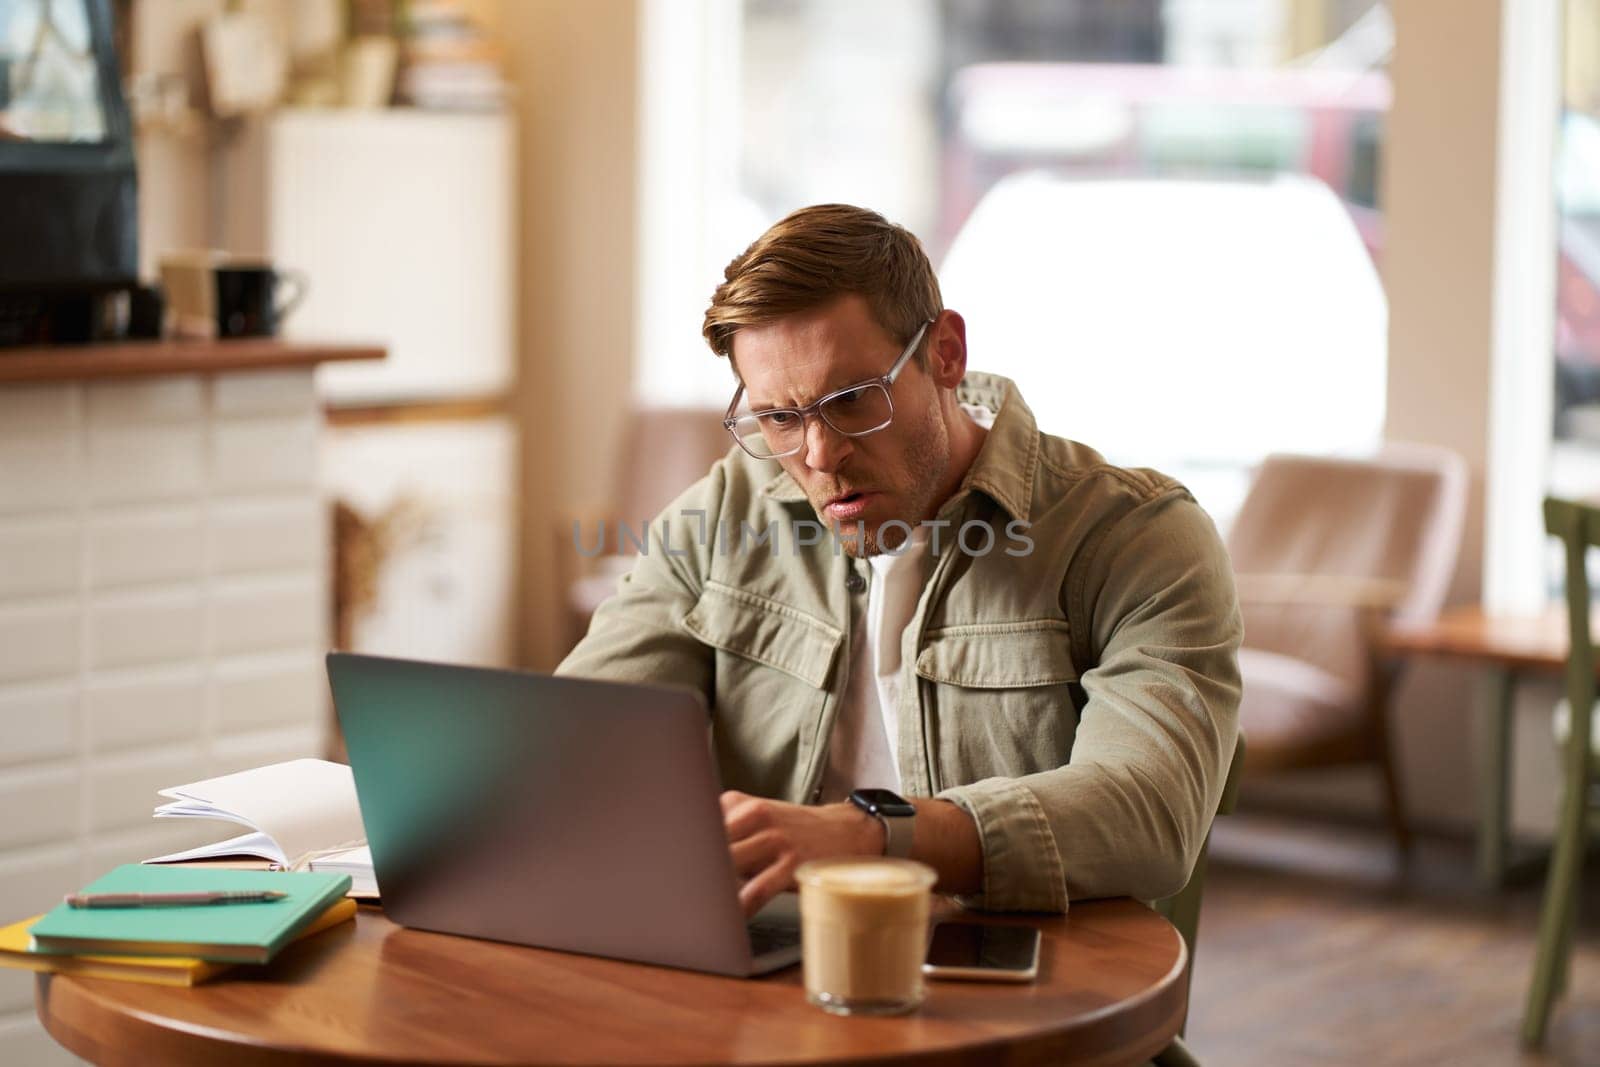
[845, 572, 866, 593]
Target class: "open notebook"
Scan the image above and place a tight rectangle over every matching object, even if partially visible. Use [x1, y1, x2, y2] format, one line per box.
[143, 759, 378, 897]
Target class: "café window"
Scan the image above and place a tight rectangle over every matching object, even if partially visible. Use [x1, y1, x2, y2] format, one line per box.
[1553, 0, 1600, 461]
[0, 0, 108, 142]
[1543, 0, 1600, 595]
[641, 0, 1394, 526]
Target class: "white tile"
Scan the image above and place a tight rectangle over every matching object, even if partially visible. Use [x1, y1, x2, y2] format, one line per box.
[86, 423, 205, 504]
[0, 764, 77, 851]
[213, 653, 324, 734]
[0, 383, 77, 433]
[86, 820, 228, 874]
[211, 722, 326, 775]
[87, 507, 203, 588]
[0, 843, 78, 924]
[0, 1012, 79, 1065]
[211, 575, 322, 656]
[211, 415, 318, 493]
[0, 604, 77, 684]
[323, 417, 515, 510]
[88, 589, 203, 670]
[210, 496, 322, 575]
[85, 377, 203, 422]
[85, 666, 205, 753]
[0, 440, 80, 517]
[87, 745, 204, 832]
[0, 683, 75, 767]
[212, 370, 316, 416]
[0, 519, 78, 599]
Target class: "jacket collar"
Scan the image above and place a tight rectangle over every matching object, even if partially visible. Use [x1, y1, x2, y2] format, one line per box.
[759, 371, 1038, 522]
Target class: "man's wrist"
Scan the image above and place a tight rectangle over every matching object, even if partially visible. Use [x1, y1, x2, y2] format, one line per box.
[847, 789, 916, 857]
[840, 801, 887, 855]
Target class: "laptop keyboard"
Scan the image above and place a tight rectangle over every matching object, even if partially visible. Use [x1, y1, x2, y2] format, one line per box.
[747, 921, 802, 957]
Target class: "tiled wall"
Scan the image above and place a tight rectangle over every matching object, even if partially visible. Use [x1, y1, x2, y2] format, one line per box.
[0, 370, 329, 1061]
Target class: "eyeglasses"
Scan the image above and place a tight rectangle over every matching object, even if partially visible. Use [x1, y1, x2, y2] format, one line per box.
[723, 319, 934, 460]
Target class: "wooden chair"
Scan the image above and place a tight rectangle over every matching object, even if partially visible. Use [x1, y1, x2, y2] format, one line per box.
[1226, 447, 1467, 854]
[1521, 496, 1600, 1046]
[1150, 731, 1246, 1067]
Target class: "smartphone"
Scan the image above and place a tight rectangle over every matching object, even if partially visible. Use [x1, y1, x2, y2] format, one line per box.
[922, 921, 1041, 981]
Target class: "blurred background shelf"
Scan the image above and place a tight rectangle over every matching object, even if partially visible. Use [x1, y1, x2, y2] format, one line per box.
[0, 339, 382, 384]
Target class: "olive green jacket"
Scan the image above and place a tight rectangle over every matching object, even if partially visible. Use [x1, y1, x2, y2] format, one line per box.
[556, 373, 1242, 911]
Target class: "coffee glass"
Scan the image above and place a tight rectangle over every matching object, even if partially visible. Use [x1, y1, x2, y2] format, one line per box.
[794, 857, 937, 1016]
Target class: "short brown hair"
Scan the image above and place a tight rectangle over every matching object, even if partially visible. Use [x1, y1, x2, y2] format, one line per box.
[702, 204, 943, 362]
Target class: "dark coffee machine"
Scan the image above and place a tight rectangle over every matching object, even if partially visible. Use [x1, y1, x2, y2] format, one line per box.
[0, 0, 141, 347]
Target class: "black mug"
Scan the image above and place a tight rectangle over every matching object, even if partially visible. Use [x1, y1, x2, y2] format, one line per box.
[214, 266, 309, 338]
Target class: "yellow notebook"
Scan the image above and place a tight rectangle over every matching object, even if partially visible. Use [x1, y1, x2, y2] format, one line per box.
[0, 897, 357, 987]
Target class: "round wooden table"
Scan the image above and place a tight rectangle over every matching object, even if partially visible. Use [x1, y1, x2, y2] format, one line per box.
[36, 899, 1188, 1066]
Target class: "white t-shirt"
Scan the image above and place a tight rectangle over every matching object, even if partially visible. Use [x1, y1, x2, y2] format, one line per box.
[818, 403, 997, 802]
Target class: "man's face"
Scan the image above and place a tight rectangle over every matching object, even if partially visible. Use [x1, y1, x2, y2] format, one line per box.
[730, 295, 952, 556]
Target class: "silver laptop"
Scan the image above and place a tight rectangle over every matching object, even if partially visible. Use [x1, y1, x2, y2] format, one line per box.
[325, 651, 802, 976]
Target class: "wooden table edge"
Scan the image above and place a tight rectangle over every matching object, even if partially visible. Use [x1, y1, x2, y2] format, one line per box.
[1380, 605, 1590, 675]
[34, 903, 1191, 1067]
[37, 974, 351, 1067]
[1037, 935, 1191, 1067]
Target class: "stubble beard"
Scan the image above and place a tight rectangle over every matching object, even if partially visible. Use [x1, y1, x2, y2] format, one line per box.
[825, 402, 949, 559]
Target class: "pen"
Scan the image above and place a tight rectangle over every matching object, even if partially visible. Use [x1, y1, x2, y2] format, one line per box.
[65, 890, 289, 908]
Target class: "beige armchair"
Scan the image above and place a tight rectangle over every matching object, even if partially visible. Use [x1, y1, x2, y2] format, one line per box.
[1226, 446, 1468, 851]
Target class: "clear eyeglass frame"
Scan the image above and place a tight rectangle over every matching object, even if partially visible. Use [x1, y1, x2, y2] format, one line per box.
[722, 318, 935, 460]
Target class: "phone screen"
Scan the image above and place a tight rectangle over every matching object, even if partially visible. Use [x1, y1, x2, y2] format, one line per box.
[924, 922, 1040, 972]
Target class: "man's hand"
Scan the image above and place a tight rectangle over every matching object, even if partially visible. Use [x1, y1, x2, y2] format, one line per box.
[721, 792, 986, 917]
[721, 791, 882, 917]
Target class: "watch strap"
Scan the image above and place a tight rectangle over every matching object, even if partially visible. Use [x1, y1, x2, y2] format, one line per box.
[877, 811, 914, 858]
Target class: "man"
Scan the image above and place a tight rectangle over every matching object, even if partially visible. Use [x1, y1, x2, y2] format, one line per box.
[558, 204, 1241, 916]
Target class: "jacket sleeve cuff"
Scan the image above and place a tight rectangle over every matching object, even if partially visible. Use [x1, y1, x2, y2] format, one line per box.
[937, 777, 1070, 913]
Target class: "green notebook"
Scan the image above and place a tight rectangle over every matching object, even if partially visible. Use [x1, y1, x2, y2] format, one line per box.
[30, 865, 352, 964]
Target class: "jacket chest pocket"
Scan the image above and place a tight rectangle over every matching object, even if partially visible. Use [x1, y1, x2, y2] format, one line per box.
[681, 581, 843, 798]
[913, 621, 1080, 786]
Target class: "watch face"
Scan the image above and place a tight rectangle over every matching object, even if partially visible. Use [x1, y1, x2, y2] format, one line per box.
[852, 788, 915, 818]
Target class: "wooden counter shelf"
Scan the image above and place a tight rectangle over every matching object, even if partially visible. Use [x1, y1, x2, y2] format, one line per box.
[0, 338, 384, 385]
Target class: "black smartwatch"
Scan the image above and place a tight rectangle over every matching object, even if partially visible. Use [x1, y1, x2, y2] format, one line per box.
[848, 788, 916, 858]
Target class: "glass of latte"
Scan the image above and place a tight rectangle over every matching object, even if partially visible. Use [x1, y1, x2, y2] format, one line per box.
[794, 857, 938, 1015]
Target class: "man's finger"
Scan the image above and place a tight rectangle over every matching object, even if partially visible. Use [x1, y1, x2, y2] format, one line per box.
[737, 851, 797, 918]
[719, 790, 751, 814]
[729, 828, 784, 876]
[723, 797, 773, 841]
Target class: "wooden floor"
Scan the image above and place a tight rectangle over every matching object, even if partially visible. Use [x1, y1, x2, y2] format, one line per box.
[1183, 815, 1600, 1066]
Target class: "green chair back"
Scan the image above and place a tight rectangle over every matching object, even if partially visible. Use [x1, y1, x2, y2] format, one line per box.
[1522, 497, 1600, 1046]
[1155, 730, 1246, 960]
[1147, 732, 1245, 1063]
[1152, 735, 1248, 1067]
[1546, 497, 1598, 775]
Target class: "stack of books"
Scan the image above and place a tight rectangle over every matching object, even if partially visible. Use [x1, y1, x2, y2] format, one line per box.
[0, 866, 355, 987]
[143, 758, 378, 899]
[395, 0, 509, 111]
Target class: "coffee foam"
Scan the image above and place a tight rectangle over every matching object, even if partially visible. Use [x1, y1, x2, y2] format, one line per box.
[807, 864, 929, 894]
